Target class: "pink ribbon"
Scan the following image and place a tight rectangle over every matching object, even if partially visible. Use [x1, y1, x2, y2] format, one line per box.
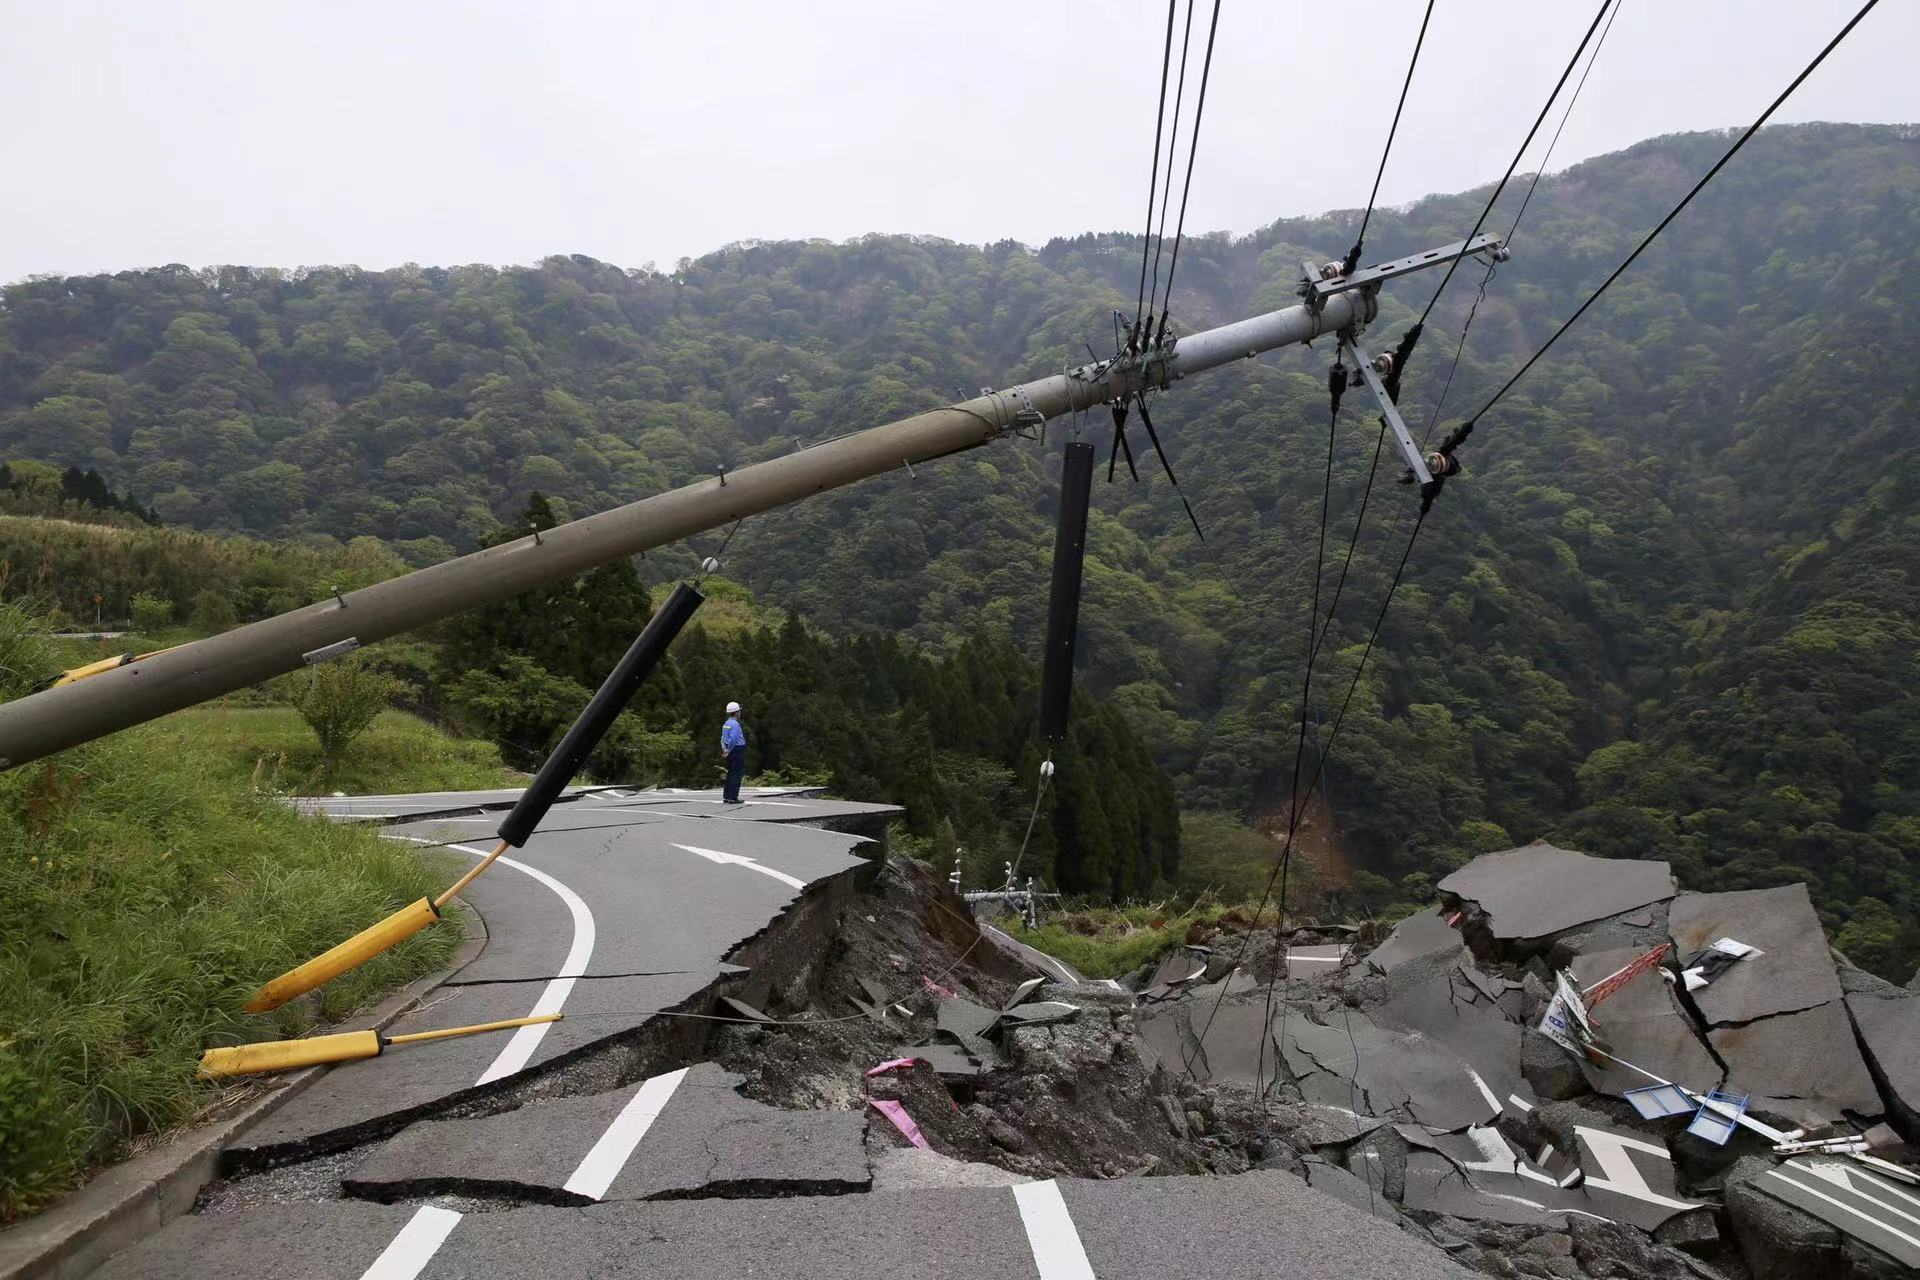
[869, 1098, 929, 1149]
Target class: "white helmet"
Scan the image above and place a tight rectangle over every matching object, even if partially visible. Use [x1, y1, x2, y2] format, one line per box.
[725, 701, 741, 714]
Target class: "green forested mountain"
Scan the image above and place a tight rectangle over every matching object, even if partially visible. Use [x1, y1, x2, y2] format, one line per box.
[2, 124, 1916, 968]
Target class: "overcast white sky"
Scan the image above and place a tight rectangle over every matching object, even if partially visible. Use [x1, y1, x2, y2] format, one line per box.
[1, 1, 1914, 284]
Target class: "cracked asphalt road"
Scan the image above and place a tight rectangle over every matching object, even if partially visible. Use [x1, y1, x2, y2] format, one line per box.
[94, 786, 1475, 1280]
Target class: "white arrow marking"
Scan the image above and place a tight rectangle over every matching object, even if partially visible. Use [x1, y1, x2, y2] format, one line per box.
[672, 843, 807, 891]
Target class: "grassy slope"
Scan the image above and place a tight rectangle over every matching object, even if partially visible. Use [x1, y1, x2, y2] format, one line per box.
[176, 704, 520, 795]
[0, 618, 503, 1222]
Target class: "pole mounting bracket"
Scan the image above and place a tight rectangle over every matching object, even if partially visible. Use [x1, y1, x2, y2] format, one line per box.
[1302, 234, 1507, 311]
[1342, 337, 1433, 488]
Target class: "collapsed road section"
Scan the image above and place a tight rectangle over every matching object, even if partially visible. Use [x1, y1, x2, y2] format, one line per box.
[62, 785, 1479, 1280]
[41, 798, 1920, 1280]
[1133, 840, 1920, 1279]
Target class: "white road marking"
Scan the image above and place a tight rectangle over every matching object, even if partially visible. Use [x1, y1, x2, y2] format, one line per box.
[1467, 1068, 1502, 1115]
[1574, 1126, 1703, 1212]
[672, 842, 807, 890]
[1769, 1169, 1920, 1251]
[1012, 1180, 1097, 1280]
[359, 1204, 462, 1280]
[1798, 1160, 1920, 1223]
[355, 839, 600, 1277]
[389, 837, 596, 1083]
[562, 1068, 690, 1200]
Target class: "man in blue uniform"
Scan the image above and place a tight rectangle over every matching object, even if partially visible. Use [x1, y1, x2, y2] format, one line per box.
[720, 700, 747, 804]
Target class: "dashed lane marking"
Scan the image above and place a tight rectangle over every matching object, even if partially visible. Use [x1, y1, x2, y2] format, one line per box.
[359, 1204, 462, 1280]
[1012, 1179, 1097, 1280]
[562, 1067, 691, 1200]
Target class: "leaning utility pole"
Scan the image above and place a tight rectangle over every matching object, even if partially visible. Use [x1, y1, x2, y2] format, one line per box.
[0, 236, 1503, 771]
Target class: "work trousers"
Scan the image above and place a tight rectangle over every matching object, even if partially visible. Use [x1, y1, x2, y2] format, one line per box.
[723, 745, 746, 802]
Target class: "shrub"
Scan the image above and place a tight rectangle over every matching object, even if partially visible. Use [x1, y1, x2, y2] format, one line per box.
[129, 592, 173, 633]
[189, 588, 237, 631]
[282, 654, 405, 777]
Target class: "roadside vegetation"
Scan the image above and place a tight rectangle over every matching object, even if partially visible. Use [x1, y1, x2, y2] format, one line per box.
[0, 604, 466, 1222]
[169, 703, 518, 795]
[1003, 905, 1229, 979]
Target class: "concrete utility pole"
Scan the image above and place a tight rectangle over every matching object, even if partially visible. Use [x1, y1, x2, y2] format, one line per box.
[0, 236, 1502, 771]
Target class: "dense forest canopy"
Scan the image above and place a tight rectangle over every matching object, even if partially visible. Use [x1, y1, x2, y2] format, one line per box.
[2, 124, 1916, 971]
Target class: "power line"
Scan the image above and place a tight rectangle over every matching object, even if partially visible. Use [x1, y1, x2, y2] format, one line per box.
[1249, 382, 1344, 1096]
[1133, 1, 1179, 347]
[1310, 420, 1390, 662]
[1418, 0, 1622, 447]
[1145, 0, 1198, 328]
[1464, 0, 1880, 428]
[1417, 0, 1615, 327]
[1187, 502, 1430, 1076]
[1189, 1, 1609, 1071]
[1506, 0, 1623, 244]
[1152, 0, 1224, 347]
[1346, 0, 1435, 273]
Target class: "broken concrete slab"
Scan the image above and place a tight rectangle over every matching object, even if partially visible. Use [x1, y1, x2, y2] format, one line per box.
[1561, 1119, 1705, 1233]
[905, 1040, 995, 1080]
[1401, 1150, 1564, 1226]
[1178, 999, 1283, 1089]
[1002, 977, 1046, 1010]
[1456, 961, 1512, 1006]
[1303, 1155, 1404, 1223]
[934, 996, 1005, 1059]
[1669, 884, 1841, 1024]
[1551, 901, 1674, 964]
[1287, 944, 1350, 974]
[1847, 992, 1920, 1140]
[1569, 947, 1722, 1100]
[1393, 1113, 1702, 1234]
[996, 1001, 1080, 1029]
[1708, 998, 1883, 1128]
[1144, 948, 1208, 992]
[1366, 907, 1466, 972]
[1378, 958, 1528, 1108]
[1440, 843, 1675, 941]
[1732, 1154, 1920, 1275]
[342, 1064, 868, 1203]
[1279, 1006, 1499, 1131]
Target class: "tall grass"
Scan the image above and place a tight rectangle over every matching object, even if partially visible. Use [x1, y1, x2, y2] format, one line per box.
[1003, 903, 1232, 978]
[174, 704, 518, 795]
[0, 604, 464, 1221]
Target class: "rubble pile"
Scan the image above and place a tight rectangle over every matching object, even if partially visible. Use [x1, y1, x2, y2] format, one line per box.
[704, 857, 1225, 1183]
[1129, 841, 1920, 1280]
